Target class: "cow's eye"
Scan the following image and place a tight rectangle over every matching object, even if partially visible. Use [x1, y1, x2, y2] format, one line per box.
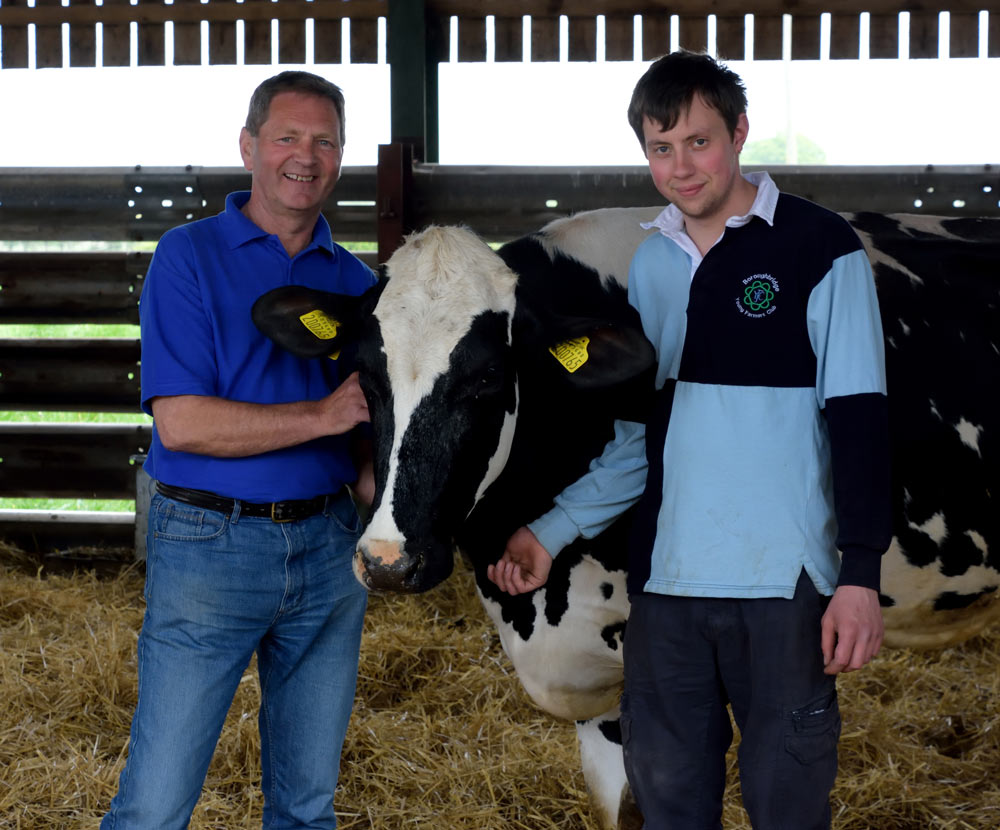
[473, 365, 504, 399]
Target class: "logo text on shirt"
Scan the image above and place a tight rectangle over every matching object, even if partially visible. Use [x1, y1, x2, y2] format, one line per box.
[736, 273, 779, 318]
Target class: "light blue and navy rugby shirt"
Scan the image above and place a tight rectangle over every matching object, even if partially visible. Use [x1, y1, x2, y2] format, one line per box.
[531, 173, 892, 599]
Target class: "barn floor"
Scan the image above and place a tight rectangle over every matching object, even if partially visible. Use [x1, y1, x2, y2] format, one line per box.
[2, 544, 999, 830]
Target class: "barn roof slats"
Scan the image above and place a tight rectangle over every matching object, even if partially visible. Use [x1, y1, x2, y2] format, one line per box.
[830, 14, 861, 60]
[641, 14, 669, 62]
[171, 0, 201, 67]
[715, 16, 746, 61]
[457, 16, 487, 62]
[568, 15, 597, 62]
[490, 16, 520, 61]
[138, 1, 166, 67]
[752, 15, 784, 60]
[530, 16, 560, 62]
[350, 17, 380, 63]
[102, 0, 132, 68]
[245, 13, 272, 66]
[1, 0, 28, 69]
[0, 2, 994, 69]
[950, 12, 978, 58]
[209, 15, 238, 65]
[34, 0, 62, 69]
[909, 11, 940, 58]
[678, 16, 709, 56]
[791, 15, 822, 60]
[603, 15, 633, 61]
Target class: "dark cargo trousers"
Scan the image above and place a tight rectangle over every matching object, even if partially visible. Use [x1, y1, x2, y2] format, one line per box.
[621, 570, 840, 830]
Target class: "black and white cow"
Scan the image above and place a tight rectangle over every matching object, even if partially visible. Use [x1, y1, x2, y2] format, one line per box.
[253, 208, 1000, 829]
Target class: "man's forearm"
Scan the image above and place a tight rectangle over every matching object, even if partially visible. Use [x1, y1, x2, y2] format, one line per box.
[152, 395, 333, 457]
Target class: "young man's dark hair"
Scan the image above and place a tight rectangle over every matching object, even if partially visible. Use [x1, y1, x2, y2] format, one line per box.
[245, 69, 346, 146]
[627, 49, 748, 145]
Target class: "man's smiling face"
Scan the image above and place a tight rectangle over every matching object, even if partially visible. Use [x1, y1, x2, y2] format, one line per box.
[642, 94, 748, 227]
[239, 90, 343, 224]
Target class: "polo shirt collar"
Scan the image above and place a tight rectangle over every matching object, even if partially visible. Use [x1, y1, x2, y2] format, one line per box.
[219, 191, 336, 256]
[640, 171, 779, 242]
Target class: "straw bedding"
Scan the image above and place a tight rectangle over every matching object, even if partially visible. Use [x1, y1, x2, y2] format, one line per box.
[2, 542, 998, 830]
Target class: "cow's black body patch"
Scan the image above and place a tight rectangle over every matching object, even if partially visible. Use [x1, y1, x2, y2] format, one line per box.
[933, 586, 998, 611]
[849, 213, 999, 586]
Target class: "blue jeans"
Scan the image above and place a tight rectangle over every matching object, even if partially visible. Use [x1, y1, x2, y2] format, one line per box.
[101, 490, 368, 830]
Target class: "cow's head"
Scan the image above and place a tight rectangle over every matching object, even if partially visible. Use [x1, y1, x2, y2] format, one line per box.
[253, 221, 654, 593]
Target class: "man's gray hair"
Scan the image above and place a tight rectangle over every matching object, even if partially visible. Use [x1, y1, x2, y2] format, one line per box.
[245, 70, 346, 146]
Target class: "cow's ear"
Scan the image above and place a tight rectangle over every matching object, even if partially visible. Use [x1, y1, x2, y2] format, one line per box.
[545, 323, 655, 390]
[252, 279, 383, 359]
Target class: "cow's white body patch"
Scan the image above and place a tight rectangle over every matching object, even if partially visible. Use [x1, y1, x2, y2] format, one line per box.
[966, 530, 988, 557]
[478, 555, 629, 722]
[882, 538, 1000, 648]
[576, 708, 630, 830]
[364, 227, 519, 546]
[539, 207, 659, 289]
[909, 511, 948, 545]
[954, 417, 983, 455]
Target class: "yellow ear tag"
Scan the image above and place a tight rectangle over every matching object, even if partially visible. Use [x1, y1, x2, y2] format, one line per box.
[549, 336, 590, 373]
[299, 309, 341, 360]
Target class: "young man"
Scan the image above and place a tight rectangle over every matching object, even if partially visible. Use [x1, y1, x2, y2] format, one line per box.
[101, 71, 373, 829]
[489, 51, 891, 828]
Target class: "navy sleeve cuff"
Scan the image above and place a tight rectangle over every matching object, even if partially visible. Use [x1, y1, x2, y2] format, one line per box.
[837, 545, 883, 592]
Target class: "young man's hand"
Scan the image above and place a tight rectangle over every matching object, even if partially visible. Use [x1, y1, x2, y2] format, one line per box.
[821, 585, 884, 674]
[487, 526, 553, 595]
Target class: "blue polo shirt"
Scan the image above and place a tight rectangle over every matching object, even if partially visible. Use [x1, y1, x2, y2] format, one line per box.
[139, 191, 376, 501]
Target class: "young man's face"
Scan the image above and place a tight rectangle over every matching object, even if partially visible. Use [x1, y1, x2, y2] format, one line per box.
[239, 90, 343, 222]
[642, 94, 749, 226]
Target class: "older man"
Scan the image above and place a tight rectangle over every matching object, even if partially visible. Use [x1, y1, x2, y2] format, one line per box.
[102, 71, 372, 829]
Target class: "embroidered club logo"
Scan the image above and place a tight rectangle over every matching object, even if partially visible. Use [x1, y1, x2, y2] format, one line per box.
[736, 273, 779, 318]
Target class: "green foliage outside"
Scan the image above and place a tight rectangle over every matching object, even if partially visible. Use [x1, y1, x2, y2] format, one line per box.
[742, 133, 827, 165]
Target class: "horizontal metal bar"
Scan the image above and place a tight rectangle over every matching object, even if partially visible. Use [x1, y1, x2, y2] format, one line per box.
[3, 165, 996, 246]
[0, 338, 142, 412]
[0, 509, 136, 553]
[0, 422, 151, 499]
[0, 252, 148, 324]
[0, 166, 377, 242]
[410, 164, 1000, 240]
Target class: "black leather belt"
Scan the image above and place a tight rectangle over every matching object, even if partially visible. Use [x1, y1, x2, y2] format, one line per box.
[156, 482, 338, 523]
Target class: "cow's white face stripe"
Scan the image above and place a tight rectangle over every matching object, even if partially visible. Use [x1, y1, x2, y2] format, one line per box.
[473, 381, 519, 510]
[363, 226, 518, 545]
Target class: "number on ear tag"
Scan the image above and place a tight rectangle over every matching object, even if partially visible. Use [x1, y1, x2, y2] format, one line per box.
[299, 310, 341, 360]
[549, 336, 590, 373]
[299, 309, 340, 339]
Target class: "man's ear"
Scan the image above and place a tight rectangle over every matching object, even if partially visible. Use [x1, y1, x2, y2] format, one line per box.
[252, 281, 382, 359]
[239, 126, 254, 172]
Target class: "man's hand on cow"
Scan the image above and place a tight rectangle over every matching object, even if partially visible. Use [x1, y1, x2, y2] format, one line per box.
[320, 371, 370, 435]
[488, 527, 553, 595]
[821, 584, 884, 675]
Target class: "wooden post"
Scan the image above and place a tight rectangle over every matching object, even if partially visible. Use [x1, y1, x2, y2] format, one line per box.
[377, 142, 414, 264]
